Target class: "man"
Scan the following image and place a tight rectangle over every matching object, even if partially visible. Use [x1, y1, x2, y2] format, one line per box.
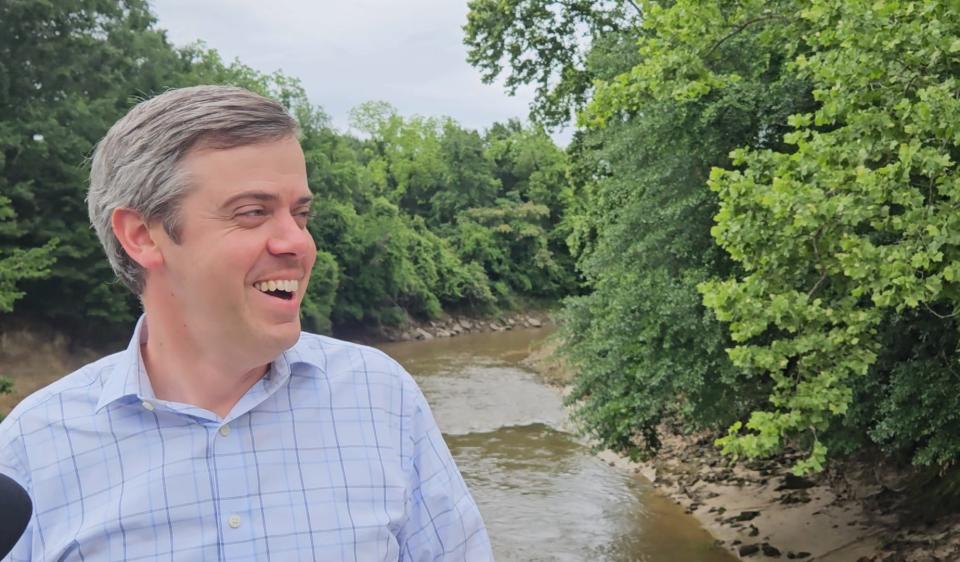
[0, 86, 493, 561]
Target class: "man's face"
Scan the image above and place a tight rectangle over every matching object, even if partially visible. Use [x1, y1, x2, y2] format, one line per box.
[151, 135, 317, 360]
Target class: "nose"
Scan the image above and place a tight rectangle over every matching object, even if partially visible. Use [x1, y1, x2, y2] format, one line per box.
[266, 211, 315, 257]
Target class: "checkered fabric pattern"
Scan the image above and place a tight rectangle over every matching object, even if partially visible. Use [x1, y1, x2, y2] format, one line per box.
[0, 317, 492, 561]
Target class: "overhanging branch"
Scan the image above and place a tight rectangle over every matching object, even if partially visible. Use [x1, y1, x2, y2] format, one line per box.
[702, 14, 790, 59]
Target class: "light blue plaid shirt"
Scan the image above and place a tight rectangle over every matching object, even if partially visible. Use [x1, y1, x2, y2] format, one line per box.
[0, 317, 492, 561]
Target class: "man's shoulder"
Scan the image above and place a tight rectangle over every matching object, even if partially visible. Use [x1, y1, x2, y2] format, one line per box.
[1, 350, 125, 428]
[287, 332, 411, 381]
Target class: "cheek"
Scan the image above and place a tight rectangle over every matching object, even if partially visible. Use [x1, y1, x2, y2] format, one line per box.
[307, 236, 318, 264]
[298, 230, 317, 266]
[195, 240, 262, 288]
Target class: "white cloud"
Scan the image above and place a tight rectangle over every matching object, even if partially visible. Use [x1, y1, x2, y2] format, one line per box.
[149, 0, 566, 142]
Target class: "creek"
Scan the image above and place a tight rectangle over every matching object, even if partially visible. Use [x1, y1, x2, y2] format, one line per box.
[378, 327, 737, 562]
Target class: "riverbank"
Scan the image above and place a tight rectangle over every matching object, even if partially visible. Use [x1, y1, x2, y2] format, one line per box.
[7, 318, 958, 561]
[0, 324, 105, 414]
[601, 428, 960, 562]
[0, 310, 555, 413]
[598, 431, 883, 561]
[338, 309, 553, 344]
[525, 339, 960, 562]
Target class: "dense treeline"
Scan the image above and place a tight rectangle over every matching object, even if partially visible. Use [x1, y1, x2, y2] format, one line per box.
[0, 1, 575, 339]
[466, 0, 960, 475]
[6, 0, 960, 479]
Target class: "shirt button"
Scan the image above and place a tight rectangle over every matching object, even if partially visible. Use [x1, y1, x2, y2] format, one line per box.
[218, 424, 231, 437]
[227, 514, 241, 529]
[141, 401, 155, 412]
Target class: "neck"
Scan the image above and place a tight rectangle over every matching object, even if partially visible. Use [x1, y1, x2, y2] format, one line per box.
[139, 305, 271, 419]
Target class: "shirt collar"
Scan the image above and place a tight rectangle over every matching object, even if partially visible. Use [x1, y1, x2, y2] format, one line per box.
[96, 315, 151, 413]
[95, 315, 305, 415]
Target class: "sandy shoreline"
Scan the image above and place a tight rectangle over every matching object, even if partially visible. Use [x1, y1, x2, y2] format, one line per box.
[596, 435, 885, 561]
[523, 338, 960, 562]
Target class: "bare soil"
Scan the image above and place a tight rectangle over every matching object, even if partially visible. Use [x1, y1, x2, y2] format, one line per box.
[0, 325, 113, 414]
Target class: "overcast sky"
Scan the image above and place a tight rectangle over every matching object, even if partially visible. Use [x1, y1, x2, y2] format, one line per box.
[149, 0, 567, 142]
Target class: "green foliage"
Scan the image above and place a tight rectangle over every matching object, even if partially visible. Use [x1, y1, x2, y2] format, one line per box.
[486, 119, 577, 284]
[559, 63, 809, 457]
[465, 0, 816, 459]
[433, 121, 500, 225]
[0, 0, 182, 326]
[0, 241, 57, 313]
[300, 249, 339, 334]
[453, 201, 560, 297]
[838, 310, 960, 469]
[312, 196, 495, 325]
[1, 0, 574, 341]
[464, 0, 639, 125]
[571, 0, 960, 473]
[0, 195, 56, 312]
[340, 106, 575, 314]
[466, 0, 960, 477]
[705, 1, 960, 472]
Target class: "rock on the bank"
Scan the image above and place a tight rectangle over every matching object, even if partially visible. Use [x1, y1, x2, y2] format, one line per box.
[415, 328, 434, 340]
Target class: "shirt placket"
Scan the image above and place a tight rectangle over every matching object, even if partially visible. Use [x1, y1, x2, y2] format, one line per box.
[209, 417, 261, 561]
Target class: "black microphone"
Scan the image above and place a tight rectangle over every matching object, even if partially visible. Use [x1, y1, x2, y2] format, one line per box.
[0, 473, 31, 558]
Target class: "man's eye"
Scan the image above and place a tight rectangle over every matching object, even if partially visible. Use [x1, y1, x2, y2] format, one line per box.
[237, 209, 267, 218]
[293, 208, 314, 224]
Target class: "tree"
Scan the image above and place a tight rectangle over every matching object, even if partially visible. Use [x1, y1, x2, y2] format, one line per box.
[0, 195, 55, 312]
[0, 0, 193, 327]
[464, 0, 639, 126]
[0, 0, 572, 340]
[431, 120, 499, 226]
[586, 0, 960, 473]
[350, 104, 449, 218]
[484, 120, 577, 295]
[454, 201, 558, 297]
[0, 0, 348, 332]
[703, 1, 960, 472]
[465, 0, 815, 460]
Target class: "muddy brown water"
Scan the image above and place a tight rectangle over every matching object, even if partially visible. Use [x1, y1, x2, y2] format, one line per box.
[378, 327, 737, 562]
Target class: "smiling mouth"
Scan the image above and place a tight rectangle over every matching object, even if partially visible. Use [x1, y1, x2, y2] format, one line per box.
[254, 279, 299, 301]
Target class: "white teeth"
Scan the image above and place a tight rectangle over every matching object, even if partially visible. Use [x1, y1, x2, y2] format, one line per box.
[254, 279, 299, 293]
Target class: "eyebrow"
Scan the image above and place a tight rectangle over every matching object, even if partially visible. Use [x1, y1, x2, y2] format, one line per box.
[219, 190, 314, 210]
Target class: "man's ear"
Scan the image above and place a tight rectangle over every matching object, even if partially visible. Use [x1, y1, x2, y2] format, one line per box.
[111, 208, 164, 270]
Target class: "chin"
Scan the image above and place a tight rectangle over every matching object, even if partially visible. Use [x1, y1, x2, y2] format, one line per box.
[268, 319, 302, 351]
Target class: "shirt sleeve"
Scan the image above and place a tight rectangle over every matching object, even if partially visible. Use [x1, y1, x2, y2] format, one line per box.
[0, 418, 33, 562]
[397, 382, 494, 562]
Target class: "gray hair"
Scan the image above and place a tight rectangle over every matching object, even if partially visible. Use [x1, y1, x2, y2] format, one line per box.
[88, 85, 299, 294]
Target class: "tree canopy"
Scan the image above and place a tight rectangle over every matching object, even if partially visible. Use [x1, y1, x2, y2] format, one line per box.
[467, 0, 960, 475]
[0, 0, 575, 340]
